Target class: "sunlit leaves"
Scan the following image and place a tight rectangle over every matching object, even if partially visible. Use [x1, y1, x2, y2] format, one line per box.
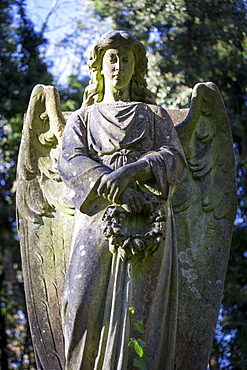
[128, 338, 146, 358]
[133, 320, 145, 334]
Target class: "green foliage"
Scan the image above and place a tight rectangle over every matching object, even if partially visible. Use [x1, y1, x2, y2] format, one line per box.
[59, 75, 90, 111]
[128, 306, 147, 369]
[133, 320, 144, 334]
[133, 357, 147, 370]
[0, 0, 52, 120]
[93, 0, 247, 112]
[217, 226, 247, 369]
[128, 338, 146, 358]
[0, 115, 22, 192]
[129, 306, 136, 314]
[0, 0, 52, 367]
[0, 270, 35, 369]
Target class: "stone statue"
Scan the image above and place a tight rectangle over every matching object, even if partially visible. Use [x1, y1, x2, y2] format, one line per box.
[16, 30, 236, 370]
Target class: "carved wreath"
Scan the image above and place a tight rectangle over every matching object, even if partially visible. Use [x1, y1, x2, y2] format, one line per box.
[102, 202, 167, 261]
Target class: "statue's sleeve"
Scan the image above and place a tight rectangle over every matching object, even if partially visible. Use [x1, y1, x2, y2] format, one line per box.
[58, 110, 112, 213]
[140, 105, 186, 199]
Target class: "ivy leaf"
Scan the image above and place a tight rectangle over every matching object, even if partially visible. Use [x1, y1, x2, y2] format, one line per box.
[133, 357, 147, 370]
[128, 338, 146, 357]
[128, 338, 138, 349]
[129, 306, 136, 314]
[133, 320, 144, 333]
[137, 338, 146, 350]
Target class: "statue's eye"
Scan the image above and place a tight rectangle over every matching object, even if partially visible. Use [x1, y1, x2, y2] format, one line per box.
[109, 55, 117, 63]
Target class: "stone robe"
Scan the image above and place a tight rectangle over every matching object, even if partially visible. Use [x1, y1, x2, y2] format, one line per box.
[58, 101, 186, 370]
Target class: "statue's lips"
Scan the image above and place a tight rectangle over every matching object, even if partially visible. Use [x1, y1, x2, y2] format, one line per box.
[113, 74, 124, 80]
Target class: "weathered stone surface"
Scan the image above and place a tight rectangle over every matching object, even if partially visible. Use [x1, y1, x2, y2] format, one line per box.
[16, 85, 74, 369]
[172, 83, 236, 369]
[17, 31, 236, 370]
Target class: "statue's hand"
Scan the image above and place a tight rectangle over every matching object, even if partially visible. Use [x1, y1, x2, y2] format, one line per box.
[118, 187, 152, 214]
[97, 167, 131, 203]
[98, 161, 152, 204]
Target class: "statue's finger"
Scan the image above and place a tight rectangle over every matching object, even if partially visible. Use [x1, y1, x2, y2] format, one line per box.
[106, 188, 114, 202]
[97, 182, 105, 195]
[128, 197, 137, 213]
[101, 191, 109, 200]
[129, 195, 142, 213]
[134, 196, 143, 213]
[122, 203, 132, 213]
[142, 199, 149, 215]
[111, 187, 120, 204]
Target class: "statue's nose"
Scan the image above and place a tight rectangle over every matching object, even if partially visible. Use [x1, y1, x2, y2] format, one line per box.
[115, 58, 123, 72]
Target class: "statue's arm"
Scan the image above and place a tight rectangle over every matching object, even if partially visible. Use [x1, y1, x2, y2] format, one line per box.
[149, 105, 186, 182]
[58, 111, 112, 213]
[97, 160, 152, 203]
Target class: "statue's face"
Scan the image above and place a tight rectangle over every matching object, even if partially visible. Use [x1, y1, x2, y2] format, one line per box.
[101, 46, 135, 91]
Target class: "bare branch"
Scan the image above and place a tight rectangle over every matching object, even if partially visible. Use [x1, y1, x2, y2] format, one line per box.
[40, 0, 59, 34]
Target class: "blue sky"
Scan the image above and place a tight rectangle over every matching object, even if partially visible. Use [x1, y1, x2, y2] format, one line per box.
[26, 0, 111, 84]
[26, 0, 78, 41]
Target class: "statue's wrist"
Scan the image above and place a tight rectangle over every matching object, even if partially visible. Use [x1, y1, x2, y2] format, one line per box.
[127, 160, 152, 181]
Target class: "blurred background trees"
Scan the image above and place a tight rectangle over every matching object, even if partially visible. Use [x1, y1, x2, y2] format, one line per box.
[0, 0, 246, 368]
[0, 0, 52, 368]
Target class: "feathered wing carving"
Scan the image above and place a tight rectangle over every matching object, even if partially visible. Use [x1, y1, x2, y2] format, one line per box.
[169, 82, 237, 368]
[16, 85, 74, 369]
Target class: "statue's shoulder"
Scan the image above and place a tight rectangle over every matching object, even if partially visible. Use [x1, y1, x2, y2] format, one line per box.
[66, 105, 95, 125]
[145, 103, 172, 122]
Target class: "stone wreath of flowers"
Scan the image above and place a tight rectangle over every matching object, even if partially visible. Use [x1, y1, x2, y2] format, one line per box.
[102, 201, 167, 261]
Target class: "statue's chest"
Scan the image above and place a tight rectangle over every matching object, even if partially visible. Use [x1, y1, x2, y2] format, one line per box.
[86, 104, 155, 157]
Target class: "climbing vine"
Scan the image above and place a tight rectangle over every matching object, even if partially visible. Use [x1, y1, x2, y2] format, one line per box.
[128, 306, 147, 370]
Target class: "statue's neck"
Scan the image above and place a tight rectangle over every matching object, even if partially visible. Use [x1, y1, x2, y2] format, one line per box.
[102, 85, 131, 103]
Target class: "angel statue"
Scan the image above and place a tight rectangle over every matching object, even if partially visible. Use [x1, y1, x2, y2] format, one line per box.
[16, 30, 236, 370]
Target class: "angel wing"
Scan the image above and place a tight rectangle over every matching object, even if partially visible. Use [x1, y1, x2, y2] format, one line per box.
[16, 85, 75, 369]
[168, 82, 237, 368]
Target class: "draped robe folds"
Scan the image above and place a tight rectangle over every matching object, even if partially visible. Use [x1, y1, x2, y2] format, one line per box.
[58, 101, 186, 370]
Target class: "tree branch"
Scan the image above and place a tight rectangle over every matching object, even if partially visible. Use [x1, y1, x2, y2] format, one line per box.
[40, 0, 59, 34]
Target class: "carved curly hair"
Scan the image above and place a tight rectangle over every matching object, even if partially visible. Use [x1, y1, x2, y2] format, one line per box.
[82, 30, 156, 106]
